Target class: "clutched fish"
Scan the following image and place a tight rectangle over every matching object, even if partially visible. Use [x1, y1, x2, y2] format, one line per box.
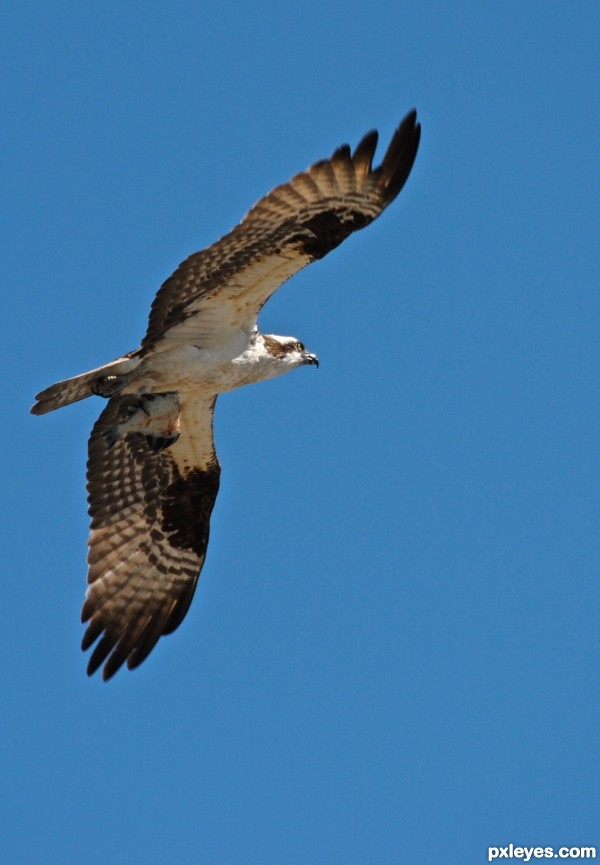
[102, 392, 181, 452]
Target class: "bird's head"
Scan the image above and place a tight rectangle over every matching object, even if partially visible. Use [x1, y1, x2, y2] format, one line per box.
[262, 334, 319, 370]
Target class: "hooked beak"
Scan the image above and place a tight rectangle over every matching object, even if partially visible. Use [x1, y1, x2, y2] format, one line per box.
[302, 351, 319, 369]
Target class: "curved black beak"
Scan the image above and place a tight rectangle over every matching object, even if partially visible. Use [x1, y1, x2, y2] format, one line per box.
[302, 351, 319, 369]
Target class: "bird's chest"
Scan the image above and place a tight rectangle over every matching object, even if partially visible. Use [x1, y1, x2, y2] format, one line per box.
[135, 342, 274, 395]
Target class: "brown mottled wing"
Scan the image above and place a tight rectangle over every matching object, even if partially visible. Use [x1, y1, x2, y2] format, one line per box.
[82, 395, 220, 680]
[141, 109, 421, 350]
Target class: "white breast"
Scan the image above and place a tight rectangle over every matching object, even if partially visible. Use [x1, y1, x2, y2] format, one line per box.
[123, 332, 288, 399]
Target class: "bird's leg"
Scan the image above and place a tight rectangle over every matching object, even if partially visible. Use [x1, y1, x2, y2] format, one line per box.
[139, 433, 181, 452]
[92, 374, 127, 398]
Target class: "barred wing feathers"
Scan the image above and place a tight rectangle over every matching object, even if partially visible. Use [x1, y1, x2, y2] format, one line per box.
[82, 395, 220, 680]
[142, 110, 421, 349]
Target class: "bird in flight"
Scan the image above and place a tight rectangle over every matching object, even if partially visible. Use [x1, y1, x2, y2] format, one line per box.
[31, 109, 421, 680]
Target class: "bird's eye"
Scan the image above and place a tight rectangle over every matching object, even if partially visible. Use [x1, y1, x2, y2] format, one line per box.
[295, 341, 305, 352]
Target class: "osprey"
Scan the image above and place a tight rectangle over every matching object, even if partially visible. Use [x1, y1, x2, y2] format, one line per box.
[31, 109, 421, 680]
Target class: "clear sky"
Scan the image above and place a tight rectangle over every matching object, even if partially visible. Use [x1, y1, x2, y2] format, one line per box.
[3, 2, 599, 863]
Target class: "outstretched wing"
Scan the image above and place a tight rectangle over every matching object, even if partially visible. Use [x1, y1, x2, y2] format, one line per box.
[82, 395, 220, 680]
[142, 109, 421, 350]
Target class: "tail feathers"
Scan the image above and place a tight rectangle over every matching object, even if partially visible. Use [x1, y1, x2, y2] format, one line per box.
[30, 353, 142, 416]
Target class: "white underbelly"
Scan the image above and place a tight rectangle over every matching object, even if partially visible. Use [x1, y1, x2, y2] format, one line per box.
[121, 343, 279, 397]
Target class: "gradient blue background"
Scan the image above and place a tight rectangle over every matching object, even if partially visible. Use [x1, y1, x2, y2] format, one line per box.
[3, 2, 599, 863]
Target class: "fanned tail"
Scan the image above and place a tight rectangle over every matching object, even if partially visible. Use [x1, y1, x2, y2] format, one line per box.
[30, 352, 142, 416]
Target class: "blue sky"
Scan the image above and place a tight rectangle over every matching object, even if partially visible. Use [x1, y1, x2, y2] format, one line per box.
[3, 2, 599, 863]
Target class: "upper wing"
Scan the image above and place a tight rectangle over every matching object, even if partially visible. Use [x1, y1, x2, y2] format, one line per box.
[82, 394, 220, 680]
[142, 109, 421, 350]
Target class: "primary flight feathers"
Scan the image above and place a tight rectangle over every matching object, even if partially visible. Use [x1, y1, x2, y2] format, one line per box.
[31, 109, 421, 680]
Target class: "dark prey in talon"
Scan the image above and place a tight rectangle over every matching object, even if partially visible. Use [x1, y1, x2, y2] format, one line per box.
[30, 109, 421, 680]
[101, 392, 181, 451]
